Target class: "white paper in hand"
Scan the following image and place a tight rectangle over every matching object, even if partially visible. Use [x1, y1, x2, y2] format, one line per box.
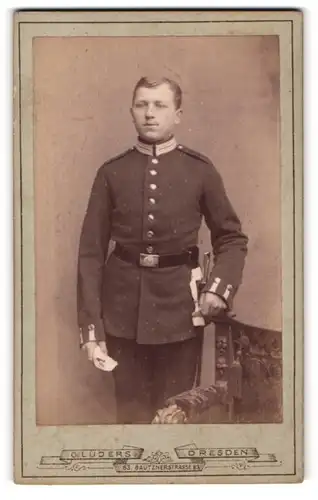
[92, 345, 118, 372]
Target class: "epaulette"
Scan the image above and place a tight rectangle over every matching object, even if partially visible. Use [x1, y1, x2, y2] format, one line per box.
[176, 144, 211, 164]
[103, 147, 135, 166]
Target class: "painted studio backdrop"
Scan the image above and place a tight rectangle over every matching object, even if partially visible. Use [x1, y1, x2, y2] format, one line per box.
[34, 36, 281, 425]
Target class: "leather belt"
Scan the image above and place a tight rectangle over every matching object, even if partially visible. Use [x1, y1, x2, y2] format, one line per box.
[113, 243, 199, 268]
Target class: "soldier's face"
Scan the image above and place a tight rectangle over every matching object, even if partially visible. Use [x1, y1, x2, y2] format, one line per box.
[131, 83, 182, 143]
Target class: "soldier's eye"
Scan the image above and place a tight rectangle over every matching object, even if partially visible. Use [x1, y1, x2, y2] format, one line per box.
[135, 102, 146, 108]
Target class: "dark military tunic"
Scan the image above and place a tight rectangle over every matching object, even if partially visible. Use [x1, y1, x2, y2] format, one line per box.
[77, 137, 248, 346]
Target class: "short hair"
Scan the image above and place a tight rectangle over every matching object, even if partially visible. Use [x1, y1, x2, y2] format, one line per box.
[132, 76, 182, 109]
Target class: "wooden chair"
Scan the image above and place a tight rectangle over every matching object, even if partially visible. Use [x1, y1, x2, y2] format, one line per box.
[153, 317, 282, 424]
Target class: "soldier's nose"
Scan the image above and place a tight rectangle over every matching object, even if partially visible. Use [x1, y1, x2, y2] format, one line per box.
[145, 106, 155, 118]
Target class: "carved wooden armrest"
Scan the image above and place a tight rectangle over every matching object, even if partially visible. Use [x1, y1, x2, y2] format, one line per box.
[151, 384, 227, 424]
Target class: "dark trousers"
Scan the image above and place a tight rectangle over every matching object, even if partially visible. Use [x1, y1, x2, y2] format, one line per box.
[106, 333, 203, 424]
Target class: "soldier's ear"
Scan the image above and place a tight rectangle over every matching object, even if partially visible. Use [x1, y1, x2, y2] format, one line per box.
[175, 108, 183, 125]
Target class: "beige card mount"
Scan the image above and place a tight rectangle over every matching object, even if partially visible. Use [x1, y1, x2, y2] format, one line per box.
[13, 9, 303, 484]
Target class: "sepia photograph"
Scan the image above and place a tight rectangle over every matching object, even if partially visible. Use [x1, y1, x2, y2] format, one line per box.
[14, 10, 303, 484]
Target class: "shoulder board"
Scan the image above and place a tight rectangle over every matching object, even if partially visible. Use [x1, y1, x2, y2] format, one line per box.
[176, 144, 211, 164]
[103, 147, 134, 166]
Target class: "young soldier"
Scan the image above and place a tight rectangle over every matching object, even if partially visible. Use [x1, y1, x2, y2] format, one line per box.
[77, 76, 248, 424]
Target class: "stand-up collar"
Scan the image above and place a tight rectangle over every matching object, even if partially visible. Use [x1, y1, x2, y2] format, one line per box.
[135, 136, 177, 157]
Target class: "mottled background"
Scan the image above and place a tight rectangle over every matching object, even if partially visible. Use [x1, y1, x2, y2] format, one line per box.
[34, 36, 281, 425]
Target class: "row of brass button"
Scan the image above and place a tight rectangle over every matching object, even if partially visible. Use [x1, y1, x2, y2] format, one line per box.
[146, 158, 159, 249]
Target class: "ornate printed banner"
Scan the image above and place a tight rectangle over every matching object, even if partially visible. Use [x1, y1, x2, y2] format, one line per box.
[38, 444, 280, 474]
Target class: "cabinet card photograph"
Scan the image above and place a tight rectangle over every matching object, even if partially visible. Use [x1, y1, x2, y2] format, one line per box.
[13, 10, 303, 484]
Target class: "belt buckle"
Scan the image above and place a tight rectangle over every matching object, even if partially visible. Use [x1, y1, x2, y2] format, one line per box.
[139, 253, 159, 268]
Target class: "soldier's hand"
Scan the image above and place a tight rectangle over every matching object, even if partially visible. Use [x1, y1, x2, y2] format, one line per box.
[199, 292, 227, 318]
[82, 340, 108, 362]
[99, 341, 108, 355]
[82, 341, 97, 361]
